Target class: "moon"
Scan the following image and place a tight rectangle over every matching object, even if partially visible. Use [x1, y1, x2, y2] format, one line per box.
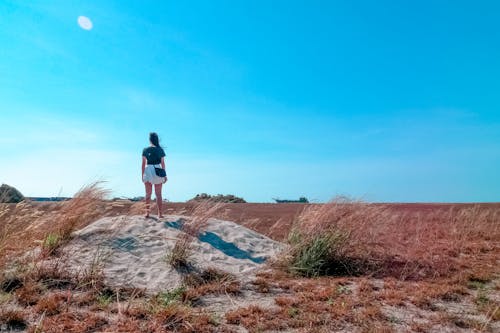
[77, 16, 93, 30]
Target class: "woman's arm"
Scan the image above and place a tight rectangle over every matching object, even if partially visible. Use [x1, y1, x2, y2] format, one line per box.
[142, 156, 147, 180]
[161, 157, 167, 182]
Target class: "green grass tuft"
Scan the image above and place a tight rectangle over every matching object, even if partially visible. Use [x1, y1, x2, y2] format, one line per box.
[289, 231, 349, 277]
[157, 287, 186, 307]
[42, 233, 61, 255]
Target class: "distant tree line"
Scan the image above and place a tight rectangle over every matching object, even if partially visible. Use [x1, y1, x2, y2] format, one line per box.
[273, 197, 309, 203]
[188, 193, 246, 203]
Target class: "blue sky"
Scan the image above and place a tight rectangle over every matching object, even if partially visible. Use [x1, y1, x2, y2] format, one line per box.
[1, 0, 499, 202]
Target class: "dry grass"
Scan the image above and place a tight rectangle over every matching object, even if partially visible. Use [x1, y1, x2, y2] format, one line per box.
[167, 233, 193, 269]
[34, 291, 69, 315]
[41, 182, 110, 255]
[0, 182, 111, 266]
[28, 311, 108, 333]
[0, 200, 45, 263]
[279, 198, 500, 280]
[183, 267, 241, 303]
[1, 189, 498, 332]
[264, 200, 499, 330]
[14, 280, 44, 306]
[167, 201, 225, 269]
[0, 308, 28, 331]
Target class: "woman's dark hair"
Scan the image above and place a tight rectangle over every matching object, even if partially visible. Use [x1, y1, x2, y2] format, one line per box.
[149, 132, 161, 148]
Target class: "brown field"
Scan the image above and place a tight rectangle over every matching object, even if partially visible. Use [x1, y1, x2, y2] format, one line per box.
[1, 189, 499, 332]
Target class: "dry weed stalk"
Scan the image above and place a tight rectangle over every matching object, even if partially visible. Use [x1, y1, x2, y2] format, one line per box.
[167, 200, 225, 268]
[51, 182, 110, 240]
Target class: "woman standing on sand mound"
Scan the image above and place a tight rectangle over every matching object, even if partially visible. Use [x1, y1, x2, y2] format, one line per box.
[142, 132, 167, 218]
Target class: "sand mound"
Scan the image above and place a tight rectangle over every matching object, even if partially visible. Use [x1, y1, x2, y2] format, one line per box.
[62, 215, 285, 292]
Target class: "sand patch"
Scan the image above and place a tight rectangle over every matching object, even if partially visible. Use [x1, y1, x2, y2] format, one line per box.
[61, 215, 285, 292]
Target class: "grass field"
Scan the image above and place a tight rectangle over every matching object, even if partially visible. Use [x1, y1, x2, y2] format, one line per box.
[0, 186, 498, 332]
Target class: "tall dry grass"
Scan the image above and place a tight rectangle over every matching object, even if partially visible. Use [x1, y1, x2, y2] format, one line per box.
[49, 182, 110, 241]
[0, 183, 111, 262]
[0, 201, 45, 265]
[0, 183, 113, 326]
[280, 198, 500, 280]
[0, 182, 113, 272]
[167, 201, 225, 268]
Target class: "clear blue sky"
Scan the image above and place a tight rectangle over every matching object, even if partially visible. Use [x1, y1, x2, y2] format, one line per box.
[1, 0, 499, 202]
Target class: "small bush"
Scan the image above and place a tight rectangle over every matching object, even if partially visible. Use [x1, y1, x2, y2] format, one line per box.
[166, 235, 192, 269]
[289, 231, 350, 277]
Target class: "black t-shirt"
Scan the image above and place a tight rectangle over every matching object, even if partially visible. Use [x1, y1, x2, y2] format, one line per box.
[142, 146, 165, 165]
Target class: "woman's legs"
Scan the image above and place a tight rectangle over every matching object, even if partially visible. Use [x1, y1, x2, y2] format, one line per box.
[144, 182, 152, 218]
[154, 183, 163, 218]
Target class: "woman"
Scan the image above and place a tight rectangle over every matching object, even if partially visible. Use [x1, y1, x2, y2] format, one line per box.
[142, 132, 167, 218]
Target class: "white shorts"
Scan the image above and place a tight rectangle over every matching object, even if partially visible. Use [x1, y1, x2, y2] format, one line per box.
[143, 164, 167, 184]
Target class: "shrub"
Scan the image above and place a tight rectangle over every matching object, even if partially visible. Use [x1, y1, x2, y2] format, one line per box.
[288, 231, 350, 277]
[0, 184, 24, 203]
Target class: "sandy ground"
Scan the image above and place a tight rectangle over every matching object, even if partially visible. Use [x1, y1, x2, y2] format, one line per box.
[62, 215, 285, 292]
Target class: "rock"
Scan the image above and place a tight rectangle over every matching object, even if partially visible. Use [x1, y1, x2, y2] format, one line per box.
[0, 184, 25, 203]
